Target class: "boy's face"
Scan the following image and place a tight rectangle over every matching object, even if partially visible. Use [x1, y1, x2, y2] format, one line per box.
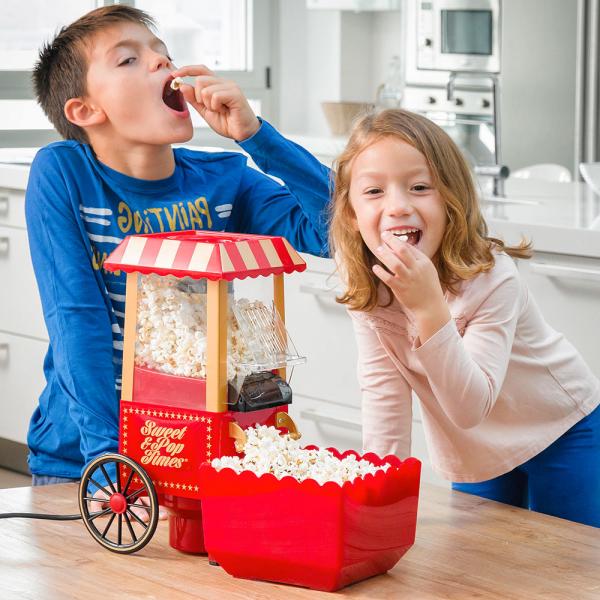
[83, 22, 192, 145]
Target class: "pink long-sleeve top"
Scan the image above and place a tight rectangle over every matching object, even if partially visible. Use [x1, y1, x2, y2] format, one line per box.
[349, 252, 600, 482]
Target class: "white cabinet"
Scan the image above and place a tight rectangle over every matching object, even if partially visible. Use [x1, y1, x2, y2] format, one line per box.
[0, 331, 47, 444]
[0, 181, 48, 451]
[285, 257, 361, 408]
[517, 251, 600, 377]
[0, 224, 47, 339]
[289, 396, 362, 452]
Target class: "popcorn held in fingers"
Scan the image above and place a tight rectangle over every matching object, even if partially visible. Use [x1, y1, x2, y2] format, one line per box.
[211, 425, 390, 485]
[170, 77, 184, 91]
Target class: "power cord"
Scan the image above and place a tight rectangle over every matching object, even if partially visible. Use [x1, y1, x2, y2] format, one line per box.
[0, 512, 82, 520]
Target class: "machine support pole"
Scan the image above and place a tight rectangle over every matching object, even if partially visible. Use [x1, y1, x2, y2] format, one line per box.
[207, 279, 229, 412]
[120, 272, 139, 402]
[273, 274, 286, 381]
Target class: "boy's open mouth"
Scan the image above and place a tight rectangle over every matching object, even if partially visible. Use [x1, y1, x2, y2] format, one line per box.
[390, 228, 422, 245]
[162, 79, 186, 112]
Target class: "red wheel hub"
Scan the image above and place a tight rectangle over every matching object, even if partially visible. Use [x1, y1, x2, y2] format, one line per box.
[108, 492, 128, 514]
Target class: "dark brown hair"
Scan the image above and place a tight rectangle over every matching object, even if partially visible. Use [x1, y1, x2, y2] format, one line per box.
[330, 109, 532, 311]
[32, 5, 155, 143]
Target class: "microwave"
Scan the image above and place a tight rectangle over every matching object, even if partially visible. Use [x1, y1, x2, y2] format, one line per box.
[417, 0, 501, 73]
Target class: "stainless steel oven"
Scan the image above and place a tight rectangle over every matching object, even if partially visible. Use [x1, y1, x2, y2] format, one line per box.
[417, 0, 501, 73]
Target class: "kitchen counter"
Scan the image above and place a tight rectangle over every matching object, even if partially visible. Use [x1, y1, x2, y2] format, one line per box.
[484, 179, 600, 257]
[0, 482, 598, 599]
[2, 149, 600, 247]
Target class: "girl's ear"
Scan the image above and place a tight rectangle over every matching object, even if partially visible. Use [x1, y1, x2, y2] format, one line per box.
[64, 97, 107, 128]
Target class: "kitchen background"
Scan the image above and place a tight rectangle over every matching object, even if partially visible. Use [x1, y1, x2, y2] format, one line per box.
[1, 0, 600, 488]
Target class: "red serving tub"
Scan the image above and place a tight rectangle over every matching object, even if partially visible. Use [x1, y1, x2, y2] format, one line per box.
[198, 448, 421, 592]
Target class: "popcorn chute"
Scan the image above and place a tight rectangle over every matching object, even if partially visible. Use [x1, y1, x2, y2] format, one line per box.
[79, 230, 307, 554]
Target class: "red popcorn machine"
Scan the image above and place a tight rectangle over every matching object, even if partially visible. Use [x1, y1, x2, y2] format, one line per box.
[77, 230, 421, 592]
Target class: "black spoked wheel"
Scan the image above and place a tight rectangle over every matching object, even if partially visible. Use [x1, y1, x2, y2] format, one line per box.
[78, 453, 158, 554]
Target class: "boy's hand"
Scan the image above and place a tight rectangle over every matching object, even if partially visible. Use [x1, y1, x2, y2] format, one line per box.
[373, 232, 451, 343]
[170, 65, 260, 142]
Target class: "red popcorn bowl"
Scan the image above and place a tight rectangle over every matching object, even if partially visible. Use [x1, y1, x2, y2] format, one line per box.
[198, 448, 421, 592]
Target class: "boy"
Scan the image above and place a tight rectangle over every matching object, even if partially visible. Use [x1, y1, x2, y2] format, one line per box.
[27, 5, 330, 484]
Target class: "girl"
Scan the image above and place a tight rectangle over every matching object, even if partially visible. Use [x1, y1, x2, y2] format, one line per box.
[330, 109, 600, 527]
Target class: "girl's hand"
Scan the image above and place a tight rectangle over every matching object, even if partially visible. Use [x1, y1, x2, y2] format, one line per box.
[170, 65, 260, 142]
[373, 231, 451, 343]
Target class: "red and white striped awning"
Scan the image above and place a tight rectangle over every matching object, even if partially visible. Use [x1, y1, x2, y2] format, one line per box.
[104, 231, 306, 280]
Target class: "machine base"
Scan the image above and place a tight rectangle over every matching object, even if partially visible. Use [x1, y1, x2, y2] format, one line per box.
[163, 495, 206, 554]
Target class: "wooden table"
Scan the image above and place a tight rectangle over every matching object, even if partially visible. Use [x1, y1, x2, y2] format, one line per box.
[0, 483, 598, 599]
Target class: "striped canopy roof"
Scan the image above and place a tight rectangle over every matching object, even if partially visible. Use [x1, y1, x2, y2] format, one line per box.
[104, 231, 306, 280]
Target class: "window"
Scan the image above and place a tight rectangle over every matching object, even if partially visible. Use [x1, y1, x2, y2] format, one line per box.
[0, 0, 272, 149]
[0, 1, 99, 147]
[1, 1, 98, 70]
[137, 0, 252, 71]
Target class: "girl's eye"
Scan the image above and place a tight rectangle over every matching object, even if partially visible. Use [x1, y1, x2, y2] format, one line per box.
[118, 57, 136, 66]
[365, 188, 383, 195]
[412, 184, 430, 192]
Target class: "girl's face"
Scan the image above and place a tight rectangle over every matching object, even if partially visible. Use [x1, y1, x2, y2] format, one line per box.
[348, 136, 448, 261]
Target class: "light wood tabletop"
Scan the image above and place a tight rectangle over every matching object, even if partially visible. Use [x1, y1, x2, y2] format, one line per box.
[0, 482, 598, 599]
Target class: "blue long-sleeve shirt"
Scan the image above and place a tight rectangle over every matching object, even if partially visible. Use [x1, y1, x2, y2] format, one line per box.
[25, 120, 331, 478]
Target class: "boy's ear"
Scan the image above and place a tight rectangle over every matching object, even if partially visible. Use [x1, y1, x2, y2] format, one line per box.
[64, 97, 106, 128]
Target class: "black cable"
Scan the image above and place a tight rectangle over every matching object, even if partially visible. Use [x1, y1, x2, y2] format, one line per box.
[0, 512, 82, 520]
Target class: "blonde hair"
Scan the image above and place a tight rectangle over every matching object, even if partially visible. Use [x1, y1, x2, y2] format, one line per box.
[330, 109, 532, 312]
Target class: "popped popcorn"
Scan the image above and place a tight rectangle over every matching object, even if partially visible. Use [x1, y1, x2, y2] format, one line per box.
[134, 274, 269, 380]
[170, 77, 184, 90]
[211, 425, 390, 485]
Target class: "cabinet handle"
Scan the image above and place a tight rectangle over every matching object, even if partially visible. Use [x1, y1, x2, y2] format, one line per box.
[299, 408, 362, 431]
[0, 195, 8, 217]
[0, 343, 9, 365]
[530, 261, 600, 284]
[0, 236, 9, 257]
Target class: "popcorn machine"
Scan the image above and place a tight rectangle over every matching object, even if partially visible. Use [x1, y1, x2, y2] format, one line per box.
[78, 231, 307, 554]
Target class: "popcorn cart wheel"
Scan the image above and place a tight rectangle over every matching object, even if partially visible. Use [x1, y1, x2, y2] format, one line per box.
[78, 453, 159, 554]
